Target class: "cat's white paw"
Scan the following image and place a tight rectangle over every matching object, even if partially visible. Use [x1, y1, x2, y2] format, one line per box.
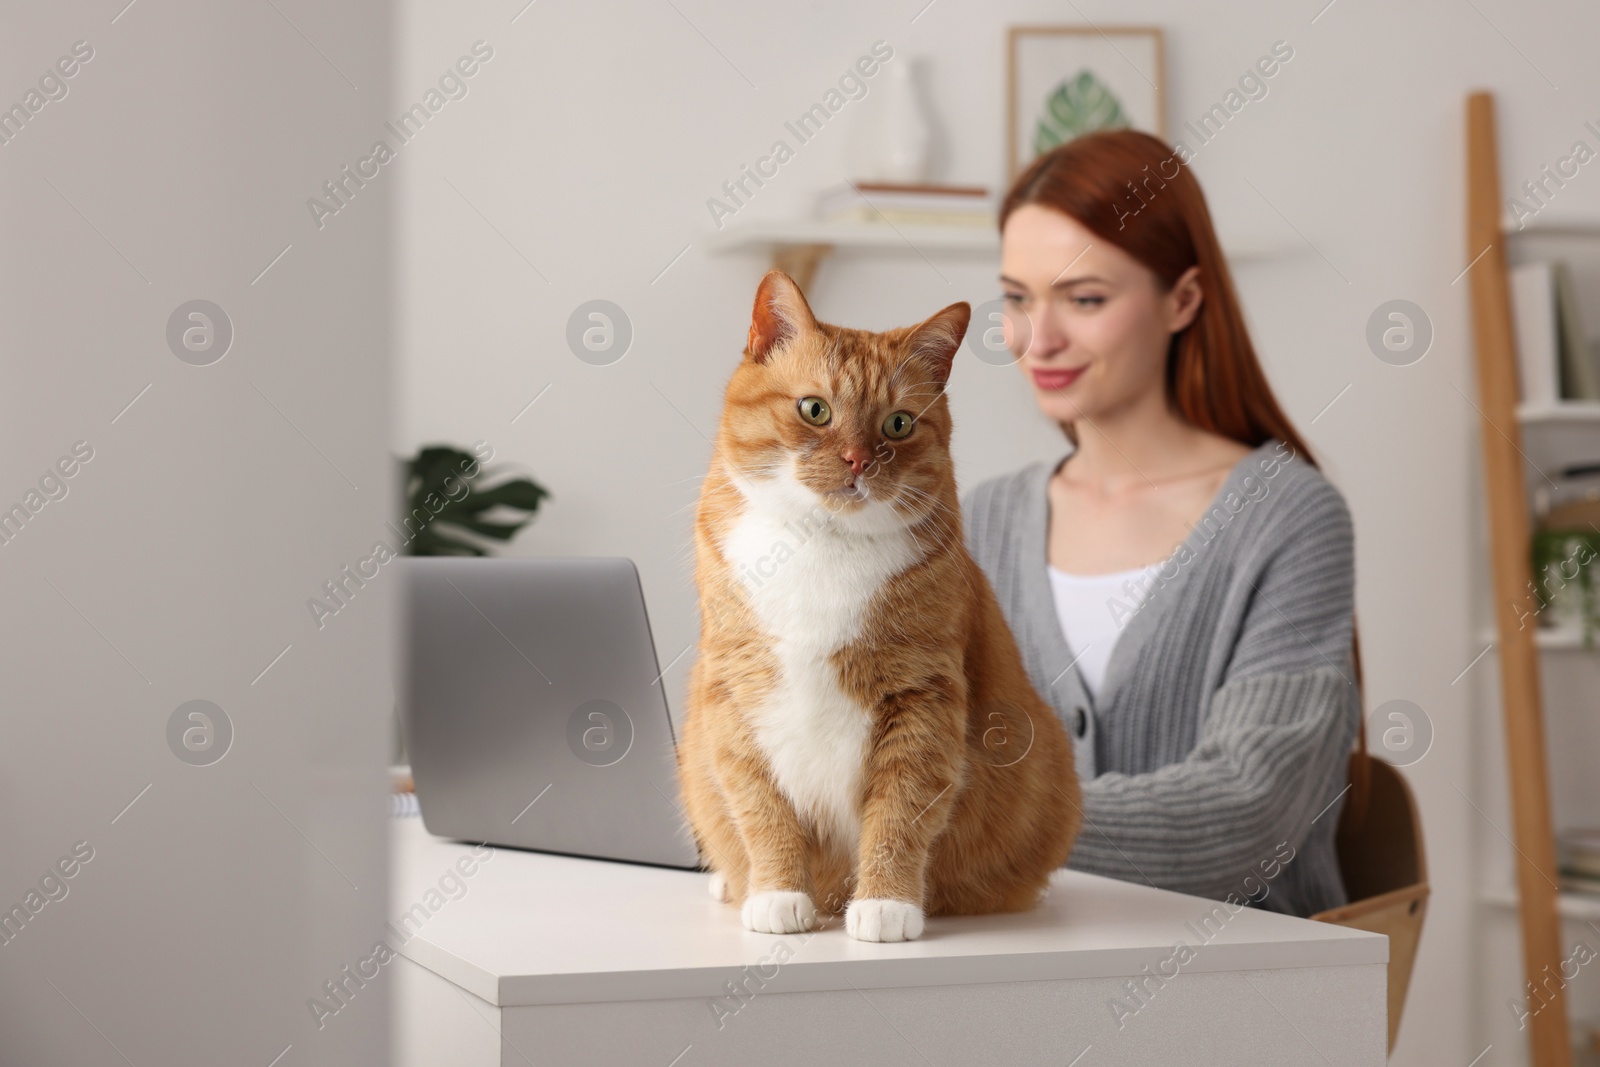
[846, 898, 925, 942]
[741, 890, 816, 934]
[708, 871, 730, 903]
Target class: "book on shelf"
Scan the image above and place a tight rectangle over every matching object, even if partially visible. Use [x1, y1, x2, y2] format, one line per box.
[1511, 259, 1600, 406]
[815, 181, 996, 226]
[1555, 262, 1600, 400]
[1558, 827, 1600, 886]
[1561, 869, 1600, 897]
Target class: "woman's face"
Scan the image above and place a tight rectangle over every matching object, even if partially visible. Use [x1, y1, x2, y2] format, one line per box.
[999, 203, 1201, 427]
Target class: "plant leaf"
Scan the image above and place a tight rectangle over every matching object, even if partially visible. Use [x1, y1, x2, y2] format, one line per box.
[469, 480, 550, 510]
[398, 444, 547, 556]
[1032, 70, 1129, 158]
[442, 518, 529, 541]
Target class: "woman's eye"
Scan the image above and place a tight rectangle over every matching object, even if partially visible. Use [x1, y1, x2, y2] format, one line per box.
[1070, 295, 1106, 309]
[797, 396, 831, 426]
[1002, 292, 1026, 305]
[882, 410, 914, 440]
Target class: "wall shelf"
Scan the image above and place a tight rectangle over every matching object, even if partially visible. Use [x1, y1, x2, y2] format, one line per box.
[1519, 401, 1600, 424]
[1516, 402, 1600, 477]
[704, 217, 1293, 289]
[1502, 213, 1600, 238]
[706, 218, 1000, 255]
[1476, 626, 1596, 651]
[1481, 886, 1600, 923]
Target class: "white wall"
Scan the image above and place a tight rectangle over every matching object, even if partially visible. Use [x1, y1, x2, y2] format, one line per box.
[395, 1, 1600, 1063]
[0, 2, 393, 1064]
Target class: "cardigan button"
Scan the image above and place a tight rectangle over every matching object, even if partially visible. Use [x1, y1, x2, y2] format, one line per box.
[1072, 705, 1088, 738]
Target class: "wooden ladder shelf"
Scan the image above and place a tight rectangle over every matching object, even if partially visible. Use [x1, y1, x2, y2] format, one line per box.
[1464, 89, 1574, 1067]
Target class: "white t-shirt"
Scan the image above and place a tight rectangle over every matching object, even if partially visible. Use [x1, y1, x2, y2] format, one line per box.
[1046, 561, 1163, 700]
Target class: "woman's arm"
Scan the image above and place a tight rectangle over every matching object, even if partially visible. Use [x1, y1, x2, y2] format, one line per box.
[1062, 477, 1358, 904]
[1056, 470, 1356, 908]
[1069, 665, 1354, 903]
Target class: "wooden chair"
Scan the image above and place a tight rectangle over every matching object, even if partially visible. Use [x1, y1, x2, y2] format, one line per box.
[1309, 755, 1429, 1057]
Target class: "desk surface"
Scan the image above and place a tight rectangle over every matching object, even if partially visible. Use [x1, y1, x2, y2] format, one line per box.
[390, 816, 1386, 1008]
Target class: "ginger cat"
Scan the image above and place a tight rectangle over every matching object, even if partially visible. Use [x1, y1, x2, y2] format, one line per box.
[675, 270, 1082, 943]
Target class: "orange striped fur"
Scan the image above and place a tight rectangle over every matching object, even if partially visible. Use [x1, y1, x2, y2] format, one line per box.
[676, 270, 1082, 942]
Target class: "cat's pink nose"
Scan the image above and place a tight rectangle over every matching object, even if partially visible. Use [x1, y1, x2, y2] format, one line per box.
[841, 447, 870, 475]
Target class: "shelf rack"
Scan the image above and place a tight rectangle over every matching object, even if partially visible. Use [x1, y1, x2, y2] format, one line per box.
[1476, 626, 1597, 651]
[1466, 90, 1600, 1067]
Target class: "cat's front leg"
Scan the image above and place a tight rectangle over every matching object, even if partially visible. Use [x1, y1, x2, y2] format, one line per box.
[714, 744, 819, 934]
[847, 691, 963, 943]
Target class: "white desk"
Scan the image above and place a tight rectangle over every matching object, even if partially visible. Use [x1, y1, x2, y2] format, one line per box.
[389, 816, 1387, 1066]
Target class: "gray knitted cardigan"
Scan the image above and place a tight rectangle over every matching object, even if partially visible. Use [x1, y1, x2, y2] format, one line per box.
[959, 437, 1359, 917]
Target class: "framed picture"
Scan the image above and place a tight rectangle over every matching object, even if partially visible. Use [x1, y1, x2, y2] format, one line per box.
[1006, 26, 1166, 183]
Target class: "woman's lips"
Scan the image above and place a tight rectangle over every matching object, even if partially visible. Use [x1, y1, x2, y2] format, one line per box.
[1031, 366, 1086, 391]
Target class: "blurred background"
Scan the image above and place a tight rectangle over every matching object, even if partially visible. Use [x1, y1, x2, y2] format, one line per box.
[5, 0, 1600, 1063]
[394, 6, 1600, 1057]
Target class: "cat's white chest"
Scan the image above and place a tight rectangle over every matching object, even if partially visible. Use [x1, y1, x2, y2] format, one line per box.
[718, 470, 920, 850]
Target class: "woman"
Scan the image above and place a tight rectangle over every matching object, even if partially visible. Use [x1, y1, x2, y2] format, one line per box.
[961, 129, 1370, 918]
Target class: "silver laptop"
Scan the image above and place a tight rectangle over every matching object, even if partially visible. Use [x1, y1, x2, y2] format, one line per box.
[400, 556, 701, 870]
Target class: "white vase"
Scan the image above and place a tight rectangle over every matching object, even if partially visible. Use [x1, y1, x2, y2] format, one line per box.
[851, 56, 933, 183]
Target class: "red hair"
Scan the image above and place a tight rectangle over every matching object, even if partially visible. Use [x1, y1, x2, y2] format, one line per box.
[1000, 129, 1371, 827]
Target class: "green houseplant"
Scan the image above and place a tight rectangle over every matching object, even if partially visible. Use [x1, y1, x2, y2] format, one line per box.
[1530, 526, 1600, 649]
[399, 444, 549, 556]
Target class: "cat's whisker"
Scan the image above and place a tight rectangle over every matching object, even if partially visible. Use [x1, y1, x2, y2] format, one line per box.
[727, 459, 787, 486]
[896, 487, 962, 546]
[884, 496, 931, 557]
[902, 495, 947, 524]
[827, 331, 844, 371]
[888, 350, 919, 391]
[898, 482, 957, 520]
[907, 385, 951, 421]
[887, 511, 925, 557]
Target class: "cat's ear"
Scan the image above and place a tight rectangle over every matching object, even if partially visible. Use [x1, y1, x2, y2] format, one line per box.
[745, 270, 818, 364]
[903, 301, 971, 386]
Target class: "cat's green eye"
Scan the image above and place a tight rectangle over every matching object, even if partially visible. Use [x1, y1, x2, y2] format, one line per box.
[797, 396, 831, 426]
[882, 410, 914, 439]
